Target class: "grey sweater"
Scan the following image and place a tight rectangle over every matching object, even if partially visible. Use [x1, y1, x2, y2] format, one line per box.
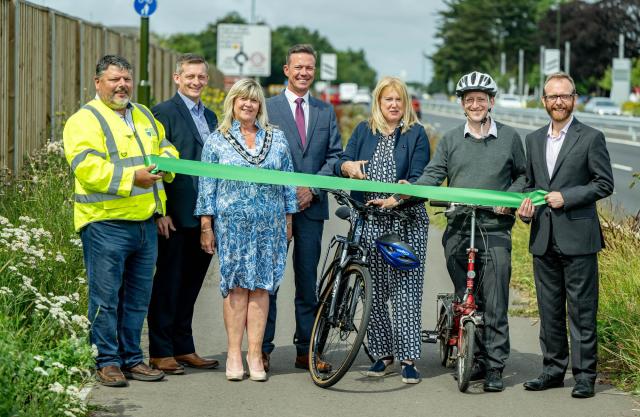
[415, 121, 527, 231]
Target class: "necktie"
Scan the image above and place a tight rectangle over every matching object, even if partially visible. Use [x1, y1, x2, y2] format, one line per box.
[295, 97, 306, 147]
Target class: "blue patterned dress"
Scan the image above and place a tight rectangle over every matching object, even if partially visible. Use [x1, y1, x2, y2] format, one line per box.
[195, 120, 297, 297]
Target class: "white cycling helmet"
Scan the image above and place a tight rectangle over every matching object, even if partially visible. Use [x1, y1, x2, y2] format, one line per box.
[455, 71, 498, 97]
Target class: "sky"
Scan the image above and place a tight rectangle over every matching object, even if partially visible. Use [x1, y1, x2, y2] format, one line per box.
[30, 0, 446, 84]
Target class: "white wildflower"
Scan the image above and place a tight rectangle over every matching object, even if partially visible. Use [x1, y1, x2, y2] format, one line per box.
[65, 385, 80, 399]
[71, 315, 90, 330]
[18, 216, 36, 224]
[76, 276, 86, 284]
[33, 355, 44, 361]
[55, 252, 66, 263]
[67, 366, 81, 375]
[51, 362, 65, 369]
[35, 303, 48, 311]
[48, 382, 65, 394]
[63, 411, 75, 417]
[0, 287, 12, 296]
[33, 366, 49, 377]
[69, 238, 82, 248]
[91, 344, 98, 358]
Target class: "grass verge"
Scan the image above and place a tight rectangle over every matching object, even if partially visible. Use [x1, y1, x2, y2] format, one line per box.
[0, 142, 94, 417]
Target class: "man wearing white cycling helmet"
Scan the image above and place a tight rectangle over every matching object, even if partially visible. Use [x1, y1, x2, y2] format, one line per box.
[373, 71, 526, 392]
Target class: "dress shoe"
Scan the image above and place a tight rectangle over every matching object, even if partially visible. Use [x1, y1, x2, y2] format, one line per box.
[483, 368, 504, 392]
[523, 373, 564, 391]
[149, 357, 185, 375]
[175, 352, 219, 369]
[571, 379, 595, 398]
[96, 365, 128, 387]
[295, 354, 332, 373]
[261, 352, 271, 373]
[122, 362, 165, 382]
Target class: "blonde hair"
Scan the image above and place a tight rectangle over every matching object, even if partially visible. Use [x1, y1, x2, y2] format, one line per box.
[369, 76, 419, 135]
[218, 78, 270, 134]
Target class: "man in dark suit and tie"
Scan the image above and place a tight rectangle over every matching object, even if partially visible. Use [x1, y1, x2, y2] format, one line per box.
[262, 44, 342, 371]
[518, 72, 614, 398]
[147, 54, 219, 374]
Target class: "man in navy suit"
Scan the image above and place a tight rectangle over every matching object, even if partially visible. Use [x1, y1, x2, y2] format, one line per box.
[262, 44, 342, 371]
[147, 54, 219, 374]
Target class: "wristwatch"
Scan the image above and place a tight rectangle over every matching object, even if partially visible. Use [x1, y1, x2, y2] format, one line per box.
[391, 194, 404, 206]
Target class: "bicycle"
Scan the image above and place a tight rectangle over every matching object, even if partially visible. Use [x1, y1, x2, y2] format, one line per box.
[308, 189, 415, 388]
[423, 201, 508, 392]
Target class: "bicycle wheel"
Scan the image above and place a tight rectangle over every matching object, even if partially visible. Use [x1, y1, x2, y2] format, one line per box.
[309, 263, 372, 388]
[456, 320, 476, 392]
[437, 305, 453, 368]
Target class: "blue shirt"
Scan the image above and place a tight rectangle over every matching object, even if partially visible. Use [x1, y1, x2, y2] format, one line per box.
[178, 91, 210, 141]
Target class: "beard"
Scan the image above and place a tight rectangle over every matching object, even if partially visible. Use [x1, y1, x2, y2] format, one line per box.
[545, 101, 574, 123]
[106, 88, 131, 110]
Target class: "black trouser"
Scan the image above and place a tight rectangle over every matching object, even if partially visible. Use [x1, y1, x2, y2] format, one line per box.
[443, 227, 512, 371]
[147, 227, 212, 357]
[533, 234, 599, 382]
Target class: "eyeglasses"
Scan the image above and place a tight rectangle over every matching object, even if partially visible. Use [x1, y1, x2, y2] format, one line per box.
[463, 97, 488, 105]
[543, 94, 575, 102]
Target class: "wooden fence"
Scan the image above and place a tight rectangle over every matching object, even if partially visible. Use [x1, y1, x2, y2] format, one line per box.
[0, 0, 221, 175]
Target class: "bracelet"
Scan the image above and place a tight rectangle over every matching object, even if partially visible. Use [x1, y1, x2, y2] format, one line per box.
[201, 228, 213, 233]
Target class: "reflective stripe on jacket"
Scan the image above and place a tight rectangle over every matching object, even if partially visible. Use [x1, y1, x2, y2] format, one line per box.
[63, 99, 179, 231]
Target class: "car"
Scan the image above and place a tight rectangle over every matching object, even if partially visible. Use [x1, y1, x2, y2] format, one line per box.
[411, 95, 422, 120]
[495, 94, 524, 109]
[583, 97, 622, 116]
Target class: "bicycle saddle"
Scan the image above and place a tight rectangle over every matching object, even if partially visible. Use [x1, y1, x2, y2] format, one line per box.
[375, 233, 420, 270]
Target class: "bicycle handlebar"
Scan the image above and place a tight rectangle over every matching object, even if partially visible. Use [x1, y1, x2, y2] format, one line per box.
[429, 200, 504, 215]
[324, 189, 411, 221]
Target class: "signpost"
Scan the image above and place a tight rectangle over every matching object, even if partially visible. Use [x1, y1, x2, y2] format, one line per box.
[217, 24, 271, 77]
[133, 0, 156, 106]
[320, 53, 337, 81]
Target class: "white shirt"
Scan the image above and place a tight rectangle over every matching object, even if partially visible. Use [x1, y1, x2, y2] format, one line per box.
[545, 115, 574, 177]
[284, 88, 310, 135]
[463, 117, 498, 139]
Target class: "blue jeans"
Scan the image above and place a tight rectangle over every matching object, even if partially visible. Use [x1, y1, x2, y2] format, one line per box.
[80, 219, 157, 369]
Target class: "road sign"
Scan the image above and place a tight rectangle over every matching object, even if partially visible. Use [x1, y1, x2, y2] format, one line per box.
[320, 53, 337, 81]
[611, 58, 631, 105]
[217, 24, 271, 77]
[544, 49, 560, 75]
[133, 0, 157, 17]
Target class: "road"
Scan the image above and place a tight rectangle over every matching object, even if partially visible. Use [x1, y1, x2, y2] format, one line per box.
[424, 109, 640, 216]
[89, 200, 639, 417]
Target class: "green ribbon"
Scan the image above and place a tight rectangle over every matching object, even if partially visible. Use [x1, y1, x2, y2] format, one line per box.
[146, 155, 546, 208]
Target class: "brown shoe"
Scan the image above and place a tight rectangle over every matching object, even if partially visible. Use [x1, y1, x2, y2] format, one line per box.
[150, 357, 185, 375]
[122, 362, 165, 382]
[96, 365, 128, 387]
[295, 354, 332, 373]
[262, 352, 270, 373]
[175, 352, 219, 369]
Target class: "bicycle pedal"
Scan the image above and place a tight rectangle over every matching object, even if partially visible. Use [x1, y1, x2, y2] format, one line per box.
[421, 330, 438, 344]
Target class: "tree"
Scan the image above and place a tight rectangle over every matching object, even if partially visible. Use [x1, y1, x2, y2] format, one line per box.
[430, 0, 539, 93]
[538, 0, 640, 93]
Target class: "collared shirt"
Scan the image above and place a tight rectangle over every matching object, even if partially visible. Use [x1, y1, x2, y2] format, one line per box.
[284, 87, 310, 135]
[463, 117, 498, 139]
[95, 94, 135, 132]
[178, 91, 211, 142]
[545, 115, 574, 177]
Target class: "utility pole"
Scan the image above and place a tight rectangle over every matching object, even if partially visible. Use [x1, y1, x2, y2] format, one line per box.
[556, 0, 561, 50]
[539, 45, 545, 97]
[138, 16, 150, 106]
[619, 33, 625, 58]
[564, 41, 571, 75]
[518, 49, 524, 98]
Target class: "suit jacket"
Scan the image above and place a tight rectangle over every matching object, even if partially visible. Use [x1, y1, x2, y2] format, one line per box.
[524, 118, 614, 256]
[152, 93, 218, 229]
[334, 121, 430, 202]
[266, 92, 342, 220]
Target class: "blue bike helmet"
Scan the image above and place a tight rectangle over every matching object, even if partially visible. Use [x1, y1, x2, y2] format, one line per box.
[375, 233, 420, 270]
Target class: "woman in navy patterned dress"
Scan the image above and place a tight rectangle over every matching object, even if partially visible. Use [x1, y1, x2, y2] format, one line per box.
[195, 79, 297, 381]
[334, 77, 430, 384]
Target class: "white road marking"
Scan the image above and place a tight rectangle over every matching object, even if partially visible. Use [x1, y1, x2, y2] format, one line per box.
[612, 163, 633, 172]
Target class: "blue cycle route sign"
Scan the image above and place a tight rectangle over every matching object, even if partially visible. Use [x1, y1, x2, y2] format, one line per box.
[133, 0, 157, 17]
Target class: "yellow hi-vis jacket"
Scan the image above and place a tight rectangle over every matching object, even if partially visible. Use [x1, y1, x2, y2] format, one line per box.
[63, 99, 179, 231]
